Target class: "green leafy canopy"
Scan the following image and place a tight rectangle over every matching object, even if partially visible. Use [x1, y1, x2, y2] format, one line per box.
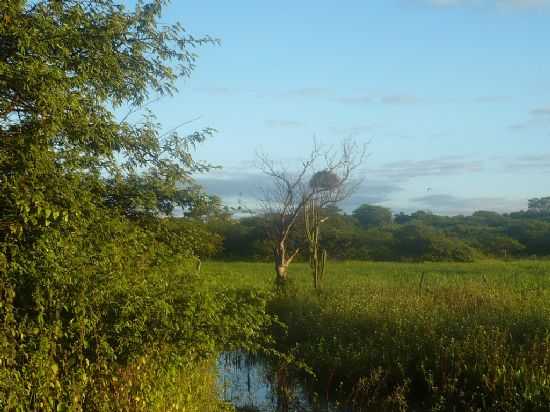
[1, 0, 220, 238]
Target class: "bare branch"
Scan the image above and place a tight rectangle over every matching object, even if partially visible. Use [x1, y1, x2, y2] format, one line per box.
[257, 137, 367, 282]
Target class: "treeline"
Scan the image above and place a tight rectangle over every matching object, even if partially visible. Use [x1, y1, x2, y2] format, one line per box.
[207, 201, 550, 262]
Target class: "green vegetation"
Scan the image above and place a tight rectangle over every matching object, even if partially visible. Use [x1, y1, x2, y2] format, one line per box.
[205, 260, 550, 411]
[210, 203, 550, 262]
[2, 1, 550, 411]
[0, 1, 271, 410]
[353, 204, 393, 229]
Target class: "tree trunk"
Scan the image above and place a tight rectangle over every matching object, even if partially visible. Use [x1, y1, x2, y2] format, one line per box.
[273, 241, 297, 284]
[275, 262, 288, 281]
[274, 244, 288, 283]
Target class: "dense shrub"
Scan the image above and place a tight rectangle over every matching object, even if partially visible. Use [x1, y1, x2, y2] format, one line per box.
[393, 224, 476, 262]
[0, 1, 274, 409]
[0, 211, 274, 410]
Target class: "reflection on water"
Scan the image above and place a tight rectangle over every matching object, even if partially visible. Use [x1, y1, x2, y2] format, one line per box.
[217, 352, 348, 412]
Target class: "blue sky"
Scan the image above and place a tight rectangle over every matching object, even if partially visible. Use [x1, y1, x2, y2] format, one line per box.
[142, 0, 550, 215]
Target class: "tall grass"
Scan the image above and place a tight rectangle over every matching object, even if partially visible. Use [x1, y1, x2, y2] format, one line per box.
[204, 260, 550, 411]
[107, 349, 234, 411]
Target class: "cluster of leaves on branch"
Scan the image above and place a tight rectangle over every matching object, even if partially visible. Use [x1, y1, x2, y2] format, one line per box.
[0, 1, 273, 410]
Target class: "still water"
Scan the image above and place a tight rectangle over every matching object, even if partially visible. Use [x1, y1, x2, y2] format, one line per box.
[217, 352, 349, 412]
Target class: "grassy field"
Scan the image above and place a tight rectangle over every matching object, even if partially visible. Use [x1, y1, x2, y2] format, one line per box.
[204, 260, 550, 411]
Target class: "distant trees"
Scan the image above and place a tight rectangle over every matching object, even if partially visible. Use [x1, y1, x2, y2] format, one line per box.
[470, 211, 507, 227]
[506, 220, 550, 256]
[208, 202, 550, 262]
[393, 224, 475, 262]
[528, 197, 550, 214]
[352, 204, 392, 229]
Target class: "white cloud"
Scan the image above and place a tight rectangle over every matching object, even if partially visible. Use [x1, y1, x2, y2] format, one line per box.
[530, 107, 550, 116]
[265, 119, 304, 129]
[369, 156, 484, 181]
[410, 193, 526, 215]
[424, 0, 550, 8]
[428, 0, 466, 6]
[197, 170, 403, 212]
[334, 95, 372, 105]
[329, 124, 376, 137]
[195, 87, 239, 96]
[381, 95, 419, 105]
[499, 0, 550, 8]
[509, 106, 550, 130]
[284, 88, 333, 98]
[504, 153, 550, 171]
[475, 95, 512, 103]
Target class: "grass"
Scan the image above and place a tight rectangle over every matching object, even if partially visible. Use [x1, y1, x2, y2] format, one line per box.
[204, 260, 550, 411]
[106, 349, 235, 411]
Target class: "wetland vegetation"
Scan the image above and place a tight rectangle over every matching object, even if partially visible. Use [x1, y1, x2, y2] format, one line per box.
[2, 1, 550, 411]
[207, 260, 550, 411]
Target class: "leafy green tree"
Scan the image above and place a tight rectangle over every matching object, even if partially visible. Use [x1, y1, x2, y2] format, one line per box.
[0, 2, 274, 410]
[528, 197, 550, 214]
[352, 204, 393, 229]
[471, 210, 506, 226]
[478, 233, 525, 258]
[1, 0, 219, 241]
[393, 224, 475, 262]
[506, 220, 550, 256]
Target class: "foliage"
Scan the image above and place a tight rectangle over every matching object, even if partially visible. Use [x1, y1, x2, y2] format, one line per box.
[0, 209, 275, 410]
[205, 260, 550, 411]
[210, 216, 274, 261]
[393, 224, 476, 262]
[528, 196, 550, 214]
[0, 1, 274, 410]
[352, 204, 393, 229]
[211, 203, 550, 263]
[309, 170, 341, 191]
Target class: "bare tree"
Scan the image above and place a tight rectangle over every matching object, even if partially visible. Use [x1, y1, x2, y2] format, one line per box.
[304, 196, 328, 289]
[257, 139, 366, 285]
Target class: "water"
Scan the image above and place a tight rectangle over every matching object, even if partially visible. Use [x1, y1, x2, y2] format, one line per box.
[217, 352, 349, 412]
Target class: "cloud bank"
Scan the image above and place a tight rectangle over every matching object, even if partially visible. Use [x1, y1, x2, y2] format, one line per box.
[410, 193, 526, 215]
[425, 0, 550, 8]
[368, 156, 484, 181]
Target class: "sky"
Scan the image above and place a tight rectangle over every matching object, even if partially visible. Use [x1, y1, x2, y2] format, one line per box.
[139, 0, 550, 215]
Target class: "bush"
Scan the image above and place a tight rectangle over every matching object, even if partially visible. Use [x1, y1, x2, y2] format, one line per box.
[394, 224, 475, 262]
[0, 1, 274, 408]
[0, 212, 274, 410]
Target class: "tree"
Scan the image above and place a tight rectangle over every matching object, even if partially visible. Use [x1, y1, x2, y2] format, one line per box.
[394, 212, 412, 225]
[1, 0, 220, 241]
[528, 197, 550, 214]
[258, 140, 365, 284]
[0, 2, 274, 409]
[393, 224, 475, 262]
[471, 211, 505, 226]
[352, 204, 392, 229]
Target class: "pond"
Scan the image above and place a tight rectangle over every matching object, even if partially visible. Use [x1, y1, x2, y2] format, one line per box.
[217, 352, 349, 412]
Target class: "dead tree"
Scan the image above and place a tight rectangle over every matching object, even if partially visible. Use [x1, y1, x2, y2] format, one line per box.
[304, 197, 328, 289]
[258, 139, 365, 285]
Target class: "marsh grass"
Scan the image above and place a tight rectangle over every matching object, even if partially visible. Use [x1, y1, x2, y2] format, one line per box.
[106, 348, 234, 411]
[204, 260, 550, 411]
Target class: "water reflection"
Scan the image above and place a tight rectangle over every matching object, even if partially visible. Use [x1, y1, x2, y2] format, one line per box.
[217, 352, 348, 412]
